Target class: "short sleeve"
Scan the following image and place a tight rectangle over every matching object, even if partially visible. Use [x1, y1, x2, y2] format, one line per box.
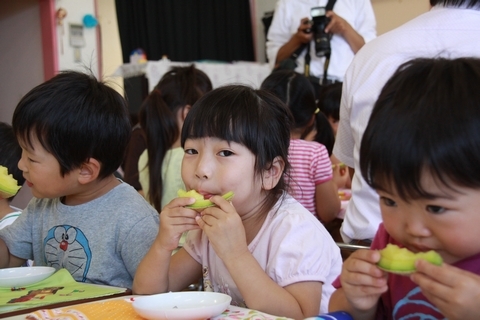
[312, 143, 333, 185]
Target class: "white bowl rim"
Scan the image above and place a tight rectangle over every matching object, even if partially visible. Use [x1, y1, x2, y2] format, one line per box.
[133, 291, 232, 310]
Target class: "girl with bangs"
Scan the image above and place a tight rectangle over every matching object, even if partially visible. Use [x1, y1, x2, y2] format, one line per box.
[134, 85, 342, 319]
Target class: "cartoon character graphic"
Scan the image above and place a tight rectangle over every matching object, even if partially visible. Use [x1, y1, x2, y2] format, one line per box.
[44, 225, 92, 282]
[8, 286, 64, 303]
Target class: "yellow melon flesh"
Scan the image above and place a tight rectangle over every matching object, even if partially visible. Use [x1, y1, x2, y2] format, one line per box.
[177, 189, 234, 209]
[378, 244, 442, 274]
[0, 166, 21, 198]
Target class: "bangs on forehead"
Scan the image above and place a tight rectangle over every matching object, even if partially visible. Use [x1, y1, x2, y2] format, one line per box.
[182, 87, 262, 147]
[16, 123, 52, 154]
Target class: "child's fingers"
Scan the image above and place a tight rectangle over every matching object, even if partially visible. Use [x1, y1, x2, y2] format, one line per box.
[164, 196, 196, 209]
[343, 249, 386, 281]
[205, 195, 235, 214]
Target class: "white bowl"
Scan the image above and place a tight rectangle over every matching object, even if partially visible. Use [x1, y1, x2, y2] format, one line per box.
[0, 266, 56, 288]
[132, 291, 232, 320]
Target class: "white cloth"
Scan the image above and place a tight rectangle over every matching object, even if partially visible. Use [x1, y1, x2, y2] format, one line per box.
[183, 193, 342, 314]
[333, 6, 480, 242]
[266, 0, 376, 81]
[138, 147, 185, 209]
[0, 208, 22, 229]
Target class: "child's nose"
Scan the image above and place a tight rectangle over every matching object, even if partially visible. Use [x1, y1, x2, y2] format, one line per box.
[194, 156, 212, 180]
[405, 217, 430, 238]
[17, 155, 26, 172]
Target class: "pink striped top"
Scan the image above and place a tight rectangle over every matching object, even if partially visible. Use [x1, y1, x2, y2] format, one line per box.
[287, 139, 333, 215]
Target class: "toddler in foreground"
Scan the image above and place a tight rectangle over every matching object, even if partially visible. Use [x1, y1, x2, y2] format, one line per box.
[329, 57, 480, 318]
[134, 85, 342, 319]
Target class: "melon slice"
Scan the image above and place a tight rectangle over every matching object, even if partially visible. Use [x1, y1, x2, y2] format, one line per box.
[378, 244, 442, 275]
[0, 166, 21, 199]
[177, 189, 234, 209]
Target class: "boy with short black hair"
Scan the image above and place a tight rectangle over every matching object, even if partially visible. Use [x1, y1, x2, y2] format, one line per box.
[0, 71, 160, 288]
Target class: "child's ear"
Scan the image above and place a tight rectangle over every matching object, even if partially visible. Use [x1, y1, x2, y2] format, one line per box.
[262, 156, 285, 190]
[182, 104, 192, 121]
[77, 158, 101, 185]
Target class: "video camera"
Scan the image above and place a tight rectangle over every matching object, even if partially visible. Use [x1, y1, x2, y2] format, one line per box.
[308, 7, 331, 57]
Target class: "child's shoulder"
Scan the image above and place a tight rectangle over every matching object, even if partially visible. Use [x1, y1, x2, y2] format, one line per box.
[289, 139, 328, 154]
[98, 182, 158, 216]
[270, 193, 326, 229]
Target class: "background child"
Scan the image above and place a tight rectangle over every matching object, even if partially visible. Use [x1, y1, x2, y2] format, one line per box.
[0, 71, 160, 289]
[133, 85, 342, 318]
[318, 82, 342, 137]
[136, 65, 212, 212]
[317, 82, 351, 190]
[261, 70, 340, 223]
[0, 122, 26, 228]
[329, 57, 480, 318]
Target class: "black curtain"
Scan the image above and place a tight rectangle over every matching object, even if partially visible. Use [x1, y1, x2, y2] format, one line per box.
[115, 0, 255, 63]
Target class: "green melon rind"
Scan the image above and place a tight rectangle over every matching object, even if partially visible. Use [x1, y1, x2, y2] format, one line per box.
[177, 190, 234, 209]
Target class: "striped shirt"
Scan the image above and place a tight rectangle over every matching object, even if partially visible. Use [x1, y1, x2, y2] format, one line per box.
[287, 139, 333, 215]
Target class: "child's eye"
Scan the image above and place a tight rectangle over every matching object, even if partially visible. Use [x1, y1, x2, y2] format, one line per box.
[218, 150, 234, 157]
[380, 196, 397, 207]
[426, 205, 446, 214]
[184, 149, 198, 155]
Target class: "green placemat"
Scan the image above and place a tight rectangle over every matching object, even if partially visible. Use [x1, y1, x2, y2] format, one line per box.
[0, 269, 126, 313]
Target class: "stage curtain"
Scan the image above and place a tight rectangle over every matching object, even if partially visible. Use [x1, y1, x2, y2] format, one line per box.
[115, 0, 255, 63]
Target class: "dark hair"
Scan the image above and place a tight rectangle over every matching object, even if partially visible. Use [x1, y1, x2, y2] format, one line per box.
[318, 82, 342, 122]
[360, 57, 480, 201]
[139, 65, 212, 211]
[0, 122, 25, 200]
[313, 112, 335, 156]
[12, 71, 131, 179]
[260, 70, 316, 131]
[430, 0, 480, 7]
[181, 85, 293, 213]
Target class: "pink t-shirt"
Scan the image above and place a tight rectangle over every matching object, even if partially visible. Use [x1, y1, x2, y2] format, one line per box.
[183, 193, 343, 314]
[333, 223, 480, 319]
[287, 139, 333, 216]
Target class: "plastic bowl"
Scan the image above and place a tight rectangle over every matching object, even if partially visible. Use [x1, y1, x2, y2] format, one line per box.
[132, 291, 232, 320]
[0, 266, 56, 288]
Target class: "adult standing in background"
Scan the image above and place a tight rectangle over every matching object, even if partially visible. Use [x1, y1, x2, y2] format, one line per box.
[333, 0, 480, 245]
[266, 0, 376, 83]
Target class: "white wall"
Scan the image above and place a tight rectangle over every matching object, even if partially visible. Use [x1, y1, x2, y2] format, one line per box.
[55, 0, 100, 78]
[97, 0, 124, 95]
[372, 0, 430, 35]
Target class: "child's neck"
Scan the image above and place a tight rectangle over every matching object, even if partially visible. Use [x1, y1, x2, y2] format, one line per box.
[0, 199, 15, 220]
[63, 175, 120, 206]
[241, 203, 270, 244]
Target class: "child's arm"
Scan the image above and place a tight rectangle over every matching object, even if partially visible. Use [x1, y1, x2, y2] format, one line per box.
[315, 179, 341, 223]
[411, 259, 480, 319]
[0, 238, 26, 268]
[196, 196, 321, 319]
[132, 197, 202, 294]
[329, 249, 388, 320]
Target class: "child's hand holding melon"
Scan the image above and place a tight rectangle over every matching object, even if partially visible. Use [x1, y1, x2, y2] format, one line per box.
[177, 189, 234, 209]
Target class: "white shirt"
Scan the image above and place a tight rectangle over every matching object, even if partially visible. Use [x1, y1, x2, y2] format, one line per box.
[333, 6, 480, 242]
[266, 0, 376, 81]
